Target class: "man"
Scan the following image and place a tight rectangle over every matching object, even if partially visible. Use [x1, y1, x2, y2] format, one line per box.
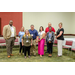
[3, 20, 16, 58]
[29, 25, 38, 56]
[45, 22, 55, 53]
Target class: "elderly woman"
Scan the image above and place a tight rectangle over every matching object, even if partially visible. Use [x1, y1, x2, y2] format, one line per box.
[56, 22, 64, 57]
[46, 27, 54, 57]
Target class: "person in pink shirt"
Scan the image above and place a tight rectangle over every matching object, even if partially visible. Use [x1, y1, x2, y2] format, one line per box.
[45, 22, 55, 53]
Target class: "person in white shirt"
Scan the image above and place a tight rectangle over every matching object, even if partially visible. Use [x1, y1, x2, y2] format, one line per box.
[38, 26, 45, 57]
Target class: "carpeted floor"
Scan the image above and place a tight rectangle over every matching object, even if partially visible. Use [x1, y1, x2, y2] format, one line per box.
[0, 46, 75, 62]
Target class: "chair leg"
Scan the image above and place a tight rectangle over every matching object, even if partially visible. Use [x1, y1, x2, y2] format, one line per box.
[71, 49, 72, 56]
[67, 48, 69, 56]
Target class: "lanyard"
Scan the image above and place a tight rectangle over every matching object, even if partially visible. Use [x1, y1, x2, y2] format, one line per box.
[26, 35, 28, 39]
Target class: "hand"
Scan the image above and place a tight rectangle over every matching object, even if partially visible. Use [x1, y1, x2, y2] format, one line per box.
[55, 36, 57, 39]
[36, 41, 38, 43]
[22, 44, 24, 46]
[49, 41, 51, 43]
[38, 40, 41, 42]
[31, 43, 32, 46]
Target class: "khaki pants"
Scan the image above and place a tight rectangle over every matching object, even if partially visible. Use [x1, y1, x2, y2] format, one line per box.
[6, 37, 15, 56]
[30, 40, 36, 55]
[57, 40, 63, 56]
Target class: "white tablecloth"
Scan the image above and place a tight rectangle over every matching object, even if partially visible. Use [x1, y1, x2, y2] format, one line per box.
[63, 38, 75, 48]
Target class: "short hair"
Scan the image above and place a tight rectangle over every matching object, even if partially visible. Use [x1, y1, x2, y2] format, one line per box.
[30, 24, 34, 27]
[48, 22, 52, 25]
[39, 26, 44, 32]
[9, 20, 13, 23]
[59, 22, 63, 26]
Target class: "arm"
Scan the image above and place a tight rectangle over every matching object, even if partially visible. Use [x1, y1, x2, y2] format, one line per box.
[52, 32, 55, 43]
[15, 27, 16, 39]
[22, 36, 24, 46]
[18, 32, 20, 38]
[31, 39, 32, 46]
[56, 31, 63, 39]
[3, 26, 7, 40]
[39, 33, 45, 41]
[36, 30, 39, 42]
[36, 36, 39, 42]
[46, 33, 48, 43]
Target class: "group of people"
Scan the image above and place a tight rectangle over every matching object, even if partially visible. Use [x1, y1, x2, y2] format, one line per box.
[3, 20, 64, 58]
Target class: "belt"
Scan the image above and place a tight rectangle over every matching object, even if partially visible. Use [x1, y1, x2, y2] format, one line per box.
[33, 39, 36, 40]
[10, 37, 15, 38]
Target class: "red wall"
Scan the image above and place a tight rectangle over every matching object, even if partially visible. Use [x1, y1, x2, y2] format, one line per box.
[0, 12, 22, 35]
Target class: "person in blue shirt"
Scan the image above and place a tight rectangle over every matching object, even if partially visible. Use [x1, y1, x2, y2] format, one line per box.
[29, 25, 39, 56]
[18, 27, 25, 55]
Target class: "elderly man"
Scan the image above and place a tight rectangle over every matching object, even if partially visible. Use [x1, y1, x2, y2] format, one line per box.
[29, 25, 38, 56]
[45, 22, 55, 53]
[3, 20, 16, 58]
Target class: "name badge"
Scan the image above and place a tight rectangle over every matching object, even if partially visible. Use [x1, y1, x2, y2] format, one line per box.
[12, 32, 14, 33]
[49, 38, 51, 41]
[26, 40, 29, 43]
[31, 34, 33, 36]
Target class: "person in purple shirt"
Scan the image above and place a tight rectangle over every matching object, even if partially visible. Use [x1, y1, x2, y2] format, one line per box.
[29, 25, 39, 56]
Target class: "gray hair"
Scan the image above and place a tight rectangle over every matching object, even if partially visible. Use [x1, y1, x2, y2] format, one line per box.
[30, 24, 34, 27]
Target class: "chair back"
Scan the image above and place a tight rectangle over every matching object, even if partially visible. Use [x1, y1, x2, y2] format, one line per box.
[54, 40, 57, 44]
[15, 38, 18, 42]
[65, 41, 73, 46]
[0, 39, 6, 43]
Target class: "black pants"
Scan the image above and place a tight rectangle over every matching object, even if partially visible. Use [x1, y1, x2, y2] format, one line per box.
[19, 42, 24, 53]
[24, 46, 31, 56]
[47, 43, 53, 54]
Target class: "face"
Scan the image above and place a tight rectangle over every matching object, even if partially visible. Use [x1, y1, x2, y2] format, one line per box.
[31, 26, 34, 30]
[49, 28, 52, 32]
[21, 27, 24, 31]
[48, 23, 51, 27]
[25, 30, 29, 34]
[59, 24, 62, 28]
[40, 27, 43, 31]
[9, 22, 13, 26]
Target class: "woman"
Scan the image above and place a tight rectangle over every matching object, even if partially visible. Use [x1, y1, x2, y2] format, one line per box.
[38, 26, 45, 57]
[18, 27, 25, 55]
[46, 27, 54, 57]
[22, 29, 32, 58]
[56, 22, 64, 57]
